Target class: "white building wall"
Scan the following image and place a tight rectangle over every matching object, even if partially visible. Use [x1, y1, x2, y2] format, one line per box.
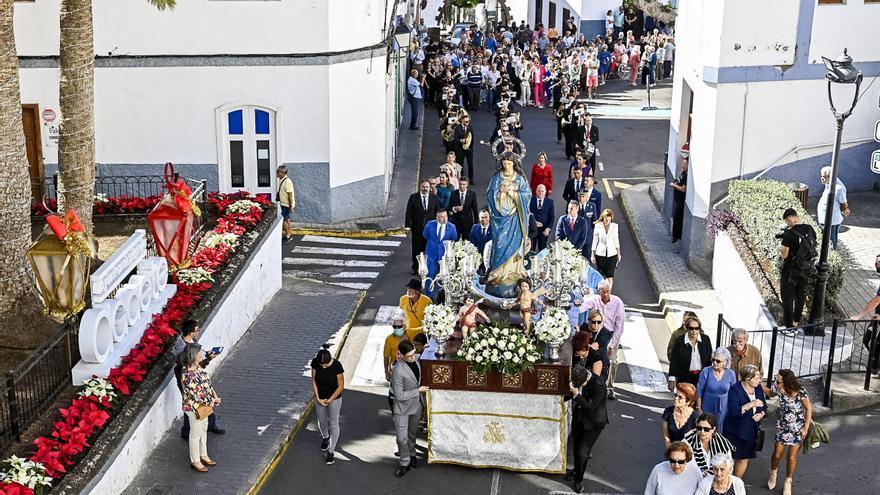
[810, 0, 880, 63]
[329, 0, 388, 51]
[717, 0, 798, 68]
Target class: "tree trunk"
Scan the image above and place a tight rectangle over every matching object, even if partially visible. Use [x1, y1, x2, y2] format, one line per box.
[58, 0, 95, 232]
[0, 0, 37, 316]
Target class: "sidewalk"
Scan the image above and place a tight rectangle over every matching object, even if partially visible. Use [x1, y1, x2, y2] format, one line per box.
[619, 181, 724, 340]
[122, 278, 364, 495]
[292, 101, 423, 235]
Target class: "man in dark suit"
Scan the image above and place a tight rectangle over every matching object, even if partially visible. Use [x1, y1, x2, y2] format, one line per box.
[469, 209, 492, 273]
[563, 167, 586, 204]
[404, 180, 439, 275]
[576, 189, 598, 257]
[565, 365, 608, 493]
[448, 177, 478, 240]
[453, 115, 475, 183]
[529, 184, 555, 252]
[581, 114, 599, 172]
[556, 201, 589, 250]
[422, 210, 458, 296]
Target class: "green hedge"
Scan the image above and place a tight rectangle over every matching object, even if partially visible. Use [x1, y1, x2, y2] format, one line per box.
[726, 179, 844, 317]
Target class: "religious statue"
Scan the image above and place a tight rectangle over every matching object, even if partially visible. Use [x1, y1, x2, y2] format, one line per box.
[456, 296, 489, 340]
[511, 279, 546, 334]
[485, 151, 532, 298]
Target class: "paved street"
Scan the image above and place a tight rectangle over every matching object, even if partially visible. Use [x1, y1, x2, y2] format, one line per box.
[259, 80, 880, 494]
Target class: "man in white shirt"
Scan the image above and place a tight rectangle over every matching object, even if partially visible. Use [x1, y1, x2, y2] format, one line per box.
[582, 280, 625, 399]
[406, 69, 422, 130]
[817, 165, 851, 249]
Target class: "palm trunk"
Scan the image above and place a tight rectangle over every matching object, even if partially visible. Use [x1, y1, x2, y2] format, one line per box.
[58, 0, 95, 232]
[0, 0, 36, 315]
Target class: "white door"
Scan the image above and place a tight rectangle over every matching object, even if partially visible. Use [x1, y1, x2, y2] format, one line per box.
[219, 105, 277, 197]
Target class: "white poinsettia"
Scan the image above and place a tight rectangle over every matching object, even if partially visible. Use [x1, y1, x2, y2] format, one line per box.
[225, 199, 261, 214]
[78, 377, 117, 401]
[422, 304, 456, 340]
[534, 306, 571, 343]
[94, 193, 109, 204]
[176, 267, 214, 285]
[204, 231, 240, 248]
[0, 456, 53, 489]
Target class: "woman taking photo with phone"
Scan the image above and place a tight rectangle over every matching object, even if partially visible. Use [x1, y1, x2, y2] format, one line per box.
[180, 343, 220, 473]
[311, 344, 345, 465]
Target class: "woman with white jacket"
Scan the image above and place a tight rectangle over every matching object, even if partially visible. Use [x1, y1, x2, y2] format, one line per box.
[591, 208, 621, 289]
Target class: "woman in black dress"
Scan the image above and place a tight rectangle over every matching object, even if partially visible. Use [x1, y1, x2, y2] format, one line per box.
[662, 382, 699, 446]
[669, 158, 688, 246]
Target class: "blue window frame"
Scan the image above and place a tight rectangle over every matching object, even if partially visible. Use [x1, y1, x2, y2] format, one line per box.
[255, 109, 270, 135]
[228, 110, 243, 135]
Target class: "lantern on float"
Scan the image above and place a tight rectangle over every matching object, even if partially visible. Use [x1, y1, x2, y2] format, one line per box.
[148, 162, 200, 268]
[26, 209, 95, 321]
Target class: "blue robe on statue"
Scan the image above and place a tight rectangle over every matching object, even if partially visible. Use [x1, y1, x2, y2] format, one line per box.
[485, 168, 532, 298]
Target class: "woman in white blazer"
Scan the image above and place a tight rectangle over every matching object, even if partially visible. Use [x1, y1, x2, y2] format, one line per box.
[591, 208, 621, 289]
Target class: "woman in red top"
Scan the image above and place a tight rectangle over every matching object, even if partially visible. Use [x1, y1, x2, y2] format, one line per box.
[530, 152, 553, 196]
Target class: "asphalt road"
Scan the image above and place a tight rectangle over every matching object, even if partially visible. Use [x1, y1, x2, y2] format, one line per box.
[260, 81, 880, 494]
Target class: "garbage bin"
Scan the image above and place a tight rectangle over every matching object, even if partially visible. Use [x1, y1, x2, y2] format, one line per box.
[788, 182, 809, 210]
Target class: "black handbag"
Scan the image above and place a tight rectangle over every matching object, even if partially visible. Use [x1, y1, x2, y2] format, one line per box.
[755, 427, 766, 452]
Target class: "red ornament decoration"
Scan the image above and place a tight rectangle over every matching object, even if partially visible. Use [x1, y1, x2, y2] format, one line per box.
[147, 163, 198, 268]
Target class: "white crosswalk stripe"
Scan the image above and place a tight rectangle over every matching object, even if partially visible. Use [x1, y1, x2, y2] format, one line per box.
[619, 311, 669, 393]
[292, 246, 392, 257]
[351, 305, 398, 387]
[301, 235, 401, 247]
[330, 271, 380, 279]
[283, 258, 385, 267]
[326, 282, 373, 290]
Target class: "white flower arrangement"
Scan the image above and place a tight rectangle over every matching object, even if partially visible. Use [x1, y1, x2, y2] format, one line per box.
[534, 306, 571, 343]
[203, 232, 240, 248]
[225, 199, 261, 214]
[0, 456, 53, 490]
[93, 193, 109, 204]
[448, 239, 481, 273]
[458, 326, 541, 375]
[423, 304, 456, 340]
[78, 377, 117, 402]
[176, 267, 214, 285]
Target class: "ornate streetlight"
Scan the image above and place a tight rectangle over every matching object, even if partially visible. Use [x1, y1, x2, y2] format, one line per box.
[808, 49, 863, 330]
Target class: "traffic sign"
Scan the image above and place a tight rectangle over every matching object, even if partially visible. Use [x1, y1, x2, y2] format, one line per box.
[872, 150, 880, 174]
[875, 121, 880, 142]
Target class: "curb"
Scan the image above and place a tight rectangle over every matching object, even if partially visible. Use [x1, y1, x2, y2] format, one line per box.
[618, 188, 682, 334]
[245, 289, 367, 495]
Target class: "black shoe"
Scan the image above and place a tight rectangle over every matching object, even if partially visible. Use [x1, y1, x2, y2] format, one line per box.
[325, 452, 335, 465]
[563, 470, 574, 480]
[394, 466, 409, 478]
[409, 457, 420, 469]
[607, 389, 616, 400]
[321, 436, 330, 451]
[208, 428, 226, 435]
[181, 432, 189, 440]
[283, 236, 292, 244]
[573, 481, 583, 493]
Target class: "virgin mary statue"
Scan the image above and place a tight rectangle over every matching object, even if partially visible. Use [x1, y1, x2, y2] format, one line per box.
[486, 151, 532, 298]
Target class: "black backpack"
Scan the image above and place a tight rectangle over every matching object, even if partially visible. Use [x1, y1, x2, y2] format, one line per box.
[791, 226, 818, 271]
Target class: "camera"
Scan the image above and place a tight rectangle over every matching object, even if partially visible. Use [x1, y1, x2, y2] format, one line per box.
[774, 225, 788, 240]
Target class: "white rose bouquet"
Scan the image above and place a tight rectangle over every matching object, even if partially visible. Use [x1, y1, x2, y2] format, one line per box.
[458, 326, 542, 375]
[423, 304, 456, 340]
[534, 306, 571, 343]
[448, 239, 481, 273]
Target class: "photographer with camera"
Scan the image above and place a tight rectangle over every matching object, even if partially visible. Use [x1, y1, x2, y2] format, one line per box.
[778, 208, 817, 334]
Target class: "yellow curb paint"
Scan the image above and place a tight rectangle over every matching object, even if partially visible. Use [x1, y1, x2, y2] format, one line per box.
[602, 178, 615, 200]
[246, 290, 366, 495]
[613, 180, 633, 190]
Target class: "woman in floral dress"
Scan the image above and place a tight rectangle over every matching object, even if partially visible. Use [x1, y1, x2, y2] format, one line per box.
[766, 369, 812, 495]
[181, 343, 221, 472]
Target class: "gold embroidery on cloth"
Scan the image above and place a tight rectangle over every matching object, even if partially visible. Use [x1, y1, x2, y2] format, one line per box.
[483, 421, 506, 444]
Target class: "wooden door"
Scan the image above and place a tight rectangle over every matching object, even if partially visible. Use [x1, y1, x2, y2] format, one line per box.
[21, 104, 44, 200]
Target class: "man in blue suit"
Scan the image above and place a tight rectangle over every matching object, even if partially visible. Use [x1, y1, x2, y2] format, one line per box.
[582, 175, 602, 217]
[422, 209, 458, 296]
[469, 209, 493, 273]
[555, 200, 588, 250]
[529, 184, 555, 253]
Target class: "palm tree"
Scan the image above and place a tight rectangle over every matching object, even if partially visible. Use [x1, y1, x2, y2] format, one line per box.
[0, 0, 37, 315]
[57, 0, 176, 233]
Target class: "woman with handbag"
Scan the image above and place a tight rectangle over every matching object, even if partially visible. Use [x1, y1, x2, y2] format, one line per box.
[723, 364, 766, 478]
[180, 343, 220, 472]
[766, 369, 813, 495]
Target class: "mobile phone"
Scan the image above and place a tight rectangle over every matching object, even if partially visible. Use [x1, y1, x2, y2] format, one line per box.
[211, 346, 224, 355]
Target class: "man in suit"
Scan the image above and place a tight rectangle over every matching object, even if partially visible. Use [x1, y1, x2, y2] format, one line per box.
[469, 209, 492, 273]
[448, 176, 478, 240]
[563, 167, 586, 205]
[422, 210, 458, 296]
[556, 201, 589, 250]
[576, 189, 598, 258]
[392, 340, 429, 478]
[405, 180, 439, 275]
[582, 114, 599, 172]
[566, 365, 608, 493]
[530, 184, 555, 252]
[453, 115, 475, 184]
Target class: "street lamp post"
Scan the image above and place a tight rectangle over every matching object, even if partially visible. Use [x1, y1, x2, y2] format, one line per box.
[808, 49, 863, 331]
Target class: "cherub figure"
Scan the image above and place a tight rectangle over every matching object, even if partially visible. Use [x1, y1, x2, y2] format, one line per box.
[511, 279, 546, 334]
[456, 296, 488, 340]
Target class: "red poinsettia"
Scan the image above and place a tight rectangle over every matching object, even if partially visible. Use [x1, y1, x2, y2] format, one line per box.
[0, 482, 35, 495]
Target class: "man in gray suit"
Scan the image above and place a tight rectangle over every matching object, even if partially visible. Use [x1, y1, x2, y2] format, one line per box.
[391, 340, 429, 477]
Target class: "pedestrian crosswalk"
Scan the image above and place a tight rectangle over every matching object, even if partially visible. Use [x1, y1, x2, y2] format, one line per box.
[283, 234, 401, 291]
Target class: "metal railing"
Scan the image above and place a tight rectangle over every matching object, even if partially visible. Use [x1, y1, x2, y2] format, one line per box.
[0, 317, 81, 453]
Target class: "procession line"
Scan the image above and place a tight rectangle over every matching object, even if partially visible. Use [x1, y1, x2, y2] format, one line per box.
[330, 271, 381, 279]
[291, 246, 393, 257]
[301, 234, 401, 247]
[282, 257, 386, 267]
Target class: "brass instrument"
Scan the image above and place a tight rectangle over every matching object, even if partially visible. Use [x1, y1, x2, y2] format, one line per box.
[461, 128, 473, 150]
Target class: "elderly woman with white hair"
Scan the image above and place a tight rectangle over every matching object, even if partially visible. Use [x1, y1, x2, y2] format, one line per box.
[696, 347, 737, 432]
[695, 453, 746, 495]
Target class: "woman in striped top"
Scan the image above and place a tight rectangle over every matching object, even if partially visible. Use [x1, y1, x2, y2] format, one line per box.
[683, 413, 735, 476]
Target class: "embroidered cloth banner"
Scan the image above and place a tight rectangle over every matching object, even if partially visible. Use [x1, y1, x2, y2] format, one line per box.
[427, 389, 567, 473]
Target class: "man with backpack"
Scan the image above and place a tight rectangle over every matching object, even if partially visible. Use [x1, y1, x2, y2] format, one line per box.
[779, 208, 817, 333]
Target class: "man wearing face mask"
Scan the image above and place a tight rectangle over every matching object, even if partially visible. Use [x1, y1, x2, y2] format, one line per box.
[384, 311, 408, 385]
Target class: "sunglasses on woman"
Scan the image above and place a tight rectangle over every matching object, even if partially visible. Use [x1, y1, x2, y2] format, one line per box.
[668, 459, 687, 465]
[695, 426, 713, 432]
[590, 320, 603, 325]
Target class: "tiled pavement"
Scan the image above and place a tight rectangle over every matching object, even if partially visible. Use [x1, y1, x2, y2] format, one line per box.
[122, 278, 364, 495]
[619, 181, 725, 339]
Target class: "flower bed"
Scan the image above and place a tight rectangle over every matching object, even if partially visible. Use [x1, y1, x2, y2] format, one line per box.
[31, 195, 163, 218]
[0, 192, 273, 494]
